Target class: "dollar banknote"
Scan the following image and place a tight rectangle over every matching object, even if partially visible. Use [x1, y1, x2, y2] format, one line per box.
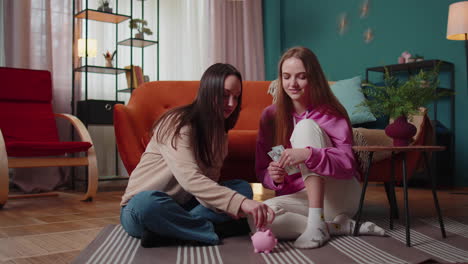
[267, 145, 300, 175]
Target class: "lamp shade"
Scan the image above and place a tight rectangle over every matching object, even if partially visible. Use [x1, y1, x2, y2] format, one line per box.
[78, 38, 97, 57]
[447, 1, 468, 40]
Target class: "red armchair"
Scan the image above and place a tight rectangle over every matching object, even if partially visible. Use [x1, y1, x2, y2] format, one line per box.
[0, 67, 98, 208]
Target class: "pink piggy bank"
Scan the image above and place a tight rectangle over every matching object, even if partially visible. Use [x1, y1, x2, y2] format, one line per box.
[251, 228, 277, 254]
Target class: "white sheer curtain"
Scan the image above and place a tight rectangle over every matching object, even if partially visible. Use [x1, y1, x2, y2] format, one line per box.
[159, 0, 265, 81]
[2, 0, 73, 192]
[4, 0, 72, 103]
[208, 0, 265, 81]
[159, 0, 210, 80]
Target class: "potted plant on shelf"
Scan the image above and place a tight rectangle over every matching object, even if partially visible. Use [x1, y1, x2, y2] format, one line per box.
[358, 64, 449, 146]
[129, 19, 153, 39]
[97, 0, 112, 13]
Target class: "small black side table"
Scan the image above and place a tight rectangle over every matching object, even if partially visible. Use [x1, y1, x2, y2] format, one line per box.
[352, 145, 447, 247]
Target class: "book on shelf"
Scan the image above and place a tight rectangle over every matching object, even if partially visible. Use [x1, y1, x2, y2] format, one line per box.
[124, 65, 144, 89]
[134, 66, 144, 87]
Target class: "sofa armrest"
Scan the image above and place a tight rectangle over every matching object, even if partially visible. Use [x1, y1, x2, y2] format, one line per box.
[227, 130, 258, 160]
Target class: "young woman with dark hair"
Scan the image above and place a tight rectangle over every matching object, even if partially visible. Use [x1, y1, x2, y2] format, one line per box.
[120, 63, 274, 247]
[256, 47, 384, 249]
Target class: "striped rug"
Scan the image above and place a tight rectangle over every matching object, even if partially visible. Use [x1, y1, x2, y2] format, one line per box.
[72, 217, 468, 264]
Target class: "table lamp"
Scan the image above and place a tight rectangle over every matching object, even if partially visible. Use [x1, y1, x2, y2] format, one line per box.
[447, 1, 468, 92]
[77, 38, 97, 58]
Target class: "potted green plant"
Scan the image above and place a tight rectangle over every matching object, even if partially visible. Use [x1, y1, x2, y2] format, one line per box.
[358, 64, 449, 146]
[97, 0, 112, 13]
[129, 19, 153, 39]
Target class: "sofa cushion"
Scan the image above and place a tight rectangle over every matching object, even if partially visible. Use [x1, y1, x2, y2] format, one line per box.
[233, 81, 272, 130]
[331, 76, 376, 125]
[6, 141, 92, 157]
[0, 67, 52, 102]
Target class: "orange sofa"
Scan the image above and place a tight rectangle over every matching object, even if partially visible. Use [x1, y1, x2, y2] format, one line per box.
[114, 80, 434, 189]
[114, 81, 273, 183]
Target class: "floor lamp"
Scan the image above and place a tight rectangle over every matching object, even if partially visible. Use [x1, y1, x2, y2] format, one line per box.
[447, 1, 468, 93]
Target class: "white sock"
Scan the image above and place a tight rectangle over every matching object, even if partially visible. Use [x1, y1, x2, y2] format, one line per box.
[294, 208, 330, 249]
[328, 214, 385, 236]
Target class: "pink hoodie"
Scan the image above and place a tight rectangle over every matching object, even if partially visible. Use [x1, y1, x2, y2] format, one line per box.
[255, 104, 358, 196]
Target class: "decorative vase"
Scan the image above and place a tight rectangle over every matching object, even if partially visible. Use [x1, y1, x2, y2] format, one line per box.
[385, 116, 417, 146]
[105, 58, 113, 68]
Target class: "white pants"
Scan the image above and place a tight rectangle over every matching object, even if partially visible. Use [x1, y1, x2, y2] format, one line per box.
[262, 119, 362, 240]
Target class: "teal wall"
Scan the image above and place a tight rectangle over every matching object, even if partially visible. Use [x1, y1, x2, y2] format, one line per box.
[263, 0, 468, 186]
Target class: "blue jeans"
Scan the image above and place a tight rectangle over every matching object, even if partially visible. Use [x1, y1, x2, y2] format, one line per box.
[120, 179, 253, 245]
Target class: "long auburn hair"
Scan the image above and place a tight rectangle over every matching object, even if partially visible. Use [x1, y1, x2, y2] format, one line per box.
[154, 63, 243, 168]
[275, 46, 351, 146]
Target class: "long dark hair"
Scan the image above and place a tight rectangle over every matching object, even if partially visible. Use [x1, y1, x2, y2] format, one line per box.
[275, 46, 351, 146]
[154, 63, 243, 167]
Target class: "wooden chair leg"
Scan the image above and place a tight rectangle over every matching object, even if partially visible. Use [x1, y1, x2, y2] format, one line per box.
[0, 130, 8, 208]
[60, 113, 99, 202]
[82, 146, 98, 202]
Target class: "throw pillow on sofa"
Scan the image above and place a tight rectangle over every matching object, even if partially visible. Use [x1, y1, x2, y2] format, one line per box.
[330, 76, 376, 125]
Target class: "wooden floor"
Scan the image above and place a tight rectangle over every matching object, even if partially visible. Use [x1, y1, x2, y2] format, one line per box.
[0, 183, 467, 263]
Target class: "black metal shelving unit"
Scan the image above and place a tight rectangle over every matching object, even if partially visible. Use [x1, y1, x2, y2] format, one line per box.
[117, 0, 159, 94]
[72, 0, 159, 185]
